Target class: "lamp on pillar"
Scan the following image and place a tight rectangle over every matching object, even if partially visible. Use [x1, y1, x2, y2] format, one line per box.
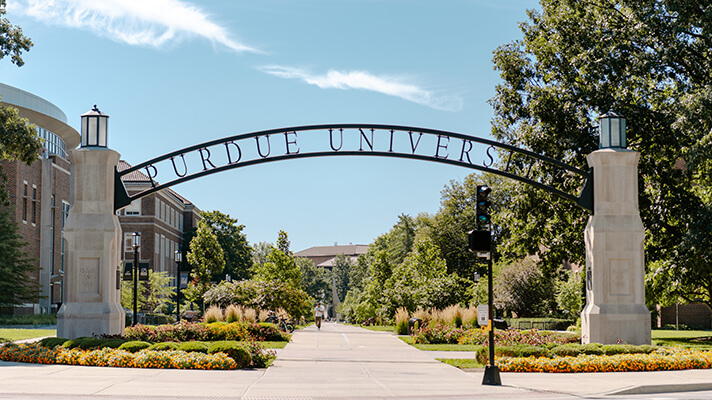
[598, 109, 626, 149]
[80, 105, 109, 148]
[174, 250, 182, 322]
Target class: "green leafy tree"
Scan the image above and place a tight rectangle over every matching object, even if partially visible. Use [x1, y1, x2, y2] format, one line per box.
[186, 220, 225, 306]
[489, 1, 712, 288]
[0, 1, 33, 67]
[203, 279, 311, 318]
[200, 210, 252, 281]
[555, 271, 583, 320]
[251, 231, 301, 286]
[494, 258, 554, 318]
[0, 5, 46, 308]
[121, 270, 173, 314]
[331, 254, 352, 302]
[296, 257, 330, 300]
[420, 173, 510, 279]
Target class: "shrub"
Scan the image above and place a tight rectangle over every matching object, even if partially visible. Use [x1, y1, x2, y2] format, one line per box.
[550, 344, 582, 357]
[394, 307, 409, 335]
[506, 318, 573, 331]
[61, 337, 94, 350]
[75, 338, 106, 350]
[208, 341, 251, 368]
[39, 337, 68, 349]
[248, 323, 288, 342]
[179, 341, 209, 353]
[413, 323, 466, 344]
[148, 342, 180, 351]
[239, 337, 276, 368]
[118, 341, 152, 353]
[125, 321, 208, 342]
[102, 339, 129, 349]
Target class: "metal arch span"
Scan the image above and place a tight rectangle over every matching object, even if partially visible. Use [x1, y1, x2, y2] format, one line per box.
[114, 124, 593, 212]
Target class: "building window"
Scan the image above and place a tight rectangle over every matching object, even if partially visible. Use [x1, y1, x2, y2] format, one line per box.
[50, 196, 55, 274]
[60, 201, 70, 273]
[31, 186, 38, 224]
[22, 183, 28, 222]
[124, 199, 141, 216]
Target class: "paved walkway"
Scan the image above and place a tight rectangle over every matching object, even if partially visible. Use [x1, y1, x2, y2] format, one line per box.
[1, 322, 712, 399]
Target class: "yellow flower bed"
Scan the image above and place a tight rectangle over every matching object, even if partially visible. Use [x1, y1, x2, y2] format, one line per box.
[498, 348, 712, 373]
[0, 343, 237, 370]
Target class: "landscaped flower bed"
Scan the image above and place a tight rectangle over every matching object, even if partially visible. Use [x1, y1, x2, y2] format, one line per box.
[0, 342, 239, 369]
[497, 347, 712, 373]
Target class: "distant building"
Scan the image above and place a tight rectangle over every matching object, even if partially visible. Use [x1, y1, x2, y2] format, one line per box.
[0, 83, 81, 314]
[117, 160, 201, 286]
[294, 244, 369, 270]
[295, 244, 368, 319]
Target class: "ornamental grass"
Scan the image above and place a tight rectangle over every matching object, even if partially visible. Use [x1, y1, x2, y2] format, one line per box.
[497, 348, 712, 373]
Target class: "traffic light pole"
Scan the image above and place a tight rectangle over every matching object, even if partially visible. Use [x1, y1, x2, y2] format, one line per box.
[482, 246, 501, 385]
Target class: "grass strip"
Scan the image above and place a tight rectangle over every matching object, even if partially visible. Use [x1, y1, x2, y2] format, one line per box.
[0, 329, 56, 342]
[437, 358, 484, 369]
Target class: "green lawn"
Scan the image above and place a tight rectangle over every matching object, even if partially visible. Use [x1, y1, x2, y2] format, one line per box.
[652, 329, 712, 350]
[437, 358, 485, 369]
[359, 325, 395, 332]
[0, 329, 56, 342]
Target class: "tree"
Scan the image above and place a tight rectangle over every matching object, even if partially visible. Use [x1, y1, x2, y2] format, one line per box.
[331, 254, 352, 302]
[0, 175, 38, 307]
[120, 270, 173, 314]
[0, 4, 46, 308]
[422, 173, 509, 279]
[200, 210, 252, 281]
[494, 258, 553, 317]
[489, 1, 712, 290]
[0, 1, 33, 67]
[296, 257, 330, 300]
[251, 231, 301, 286]
[186, 220, 225, 306]
[555, 270, 583, 320]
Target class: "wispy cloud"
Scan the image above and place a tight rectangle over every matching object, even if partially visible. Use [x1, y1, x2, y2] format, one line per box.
[259, 66, 463, 112]
[10, 0, 257, 52]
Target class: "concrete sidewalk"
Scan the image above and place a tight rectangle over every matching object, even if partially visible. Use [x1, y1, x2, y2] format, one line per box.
[0, 322, 711, 399]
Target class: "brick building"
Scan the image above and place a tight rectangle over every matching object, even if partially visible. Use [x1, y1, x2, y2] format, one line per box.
[0, 83, 81, 314]
[117, 160, 202, 286]
[0, 83, 203, 314]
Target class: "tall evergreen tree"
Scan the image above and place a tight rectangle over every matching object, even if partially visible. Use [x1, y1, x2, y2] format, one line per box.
[0, 174, 39, 307]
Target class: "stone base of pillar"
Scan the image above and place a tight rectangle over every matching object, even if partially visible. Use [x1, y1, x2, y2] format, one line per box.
[581, 304, 651, 345]
[57, 302, 125, 339]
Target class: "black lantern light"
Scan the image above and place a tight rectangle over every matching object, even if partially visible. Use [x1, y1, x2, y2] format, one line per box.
[80, 105, 109, 147]
[598, 109, 626, 149]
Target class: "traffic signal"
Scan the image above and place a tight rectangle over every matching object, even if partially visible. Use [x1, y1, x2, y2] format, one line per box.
[476, 185, 492, 229]
[468, 229, 491, 252]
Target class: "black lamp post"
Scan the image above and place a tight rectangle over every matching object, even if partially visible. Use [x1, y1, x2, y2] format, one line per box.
[132, 232, 140, 326]
[174, 250, 182, 322]
[598, 109, 627, 149]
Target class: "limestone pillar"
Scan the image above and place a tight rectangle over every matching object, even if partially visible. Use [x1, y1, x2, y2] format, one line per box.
[57, 148, 124, 339]
[581, 149, 651, 345]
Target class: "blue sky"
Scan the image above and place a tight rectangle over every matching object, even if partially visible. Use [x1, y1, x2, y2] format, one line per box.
[2, 0, 534, 252]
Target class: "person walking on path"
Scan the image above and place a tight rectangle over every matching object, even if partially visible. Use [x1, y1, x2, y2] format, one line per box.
[314, 302, 326, 330]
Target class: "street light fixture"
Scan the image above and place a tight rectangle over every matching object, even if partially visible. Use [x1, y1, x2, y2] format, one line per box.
[80, 105, 109, 148]
[174, 250, 182, 322]
[132, 232, 140, 326]
[598, 109, 626, 149]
